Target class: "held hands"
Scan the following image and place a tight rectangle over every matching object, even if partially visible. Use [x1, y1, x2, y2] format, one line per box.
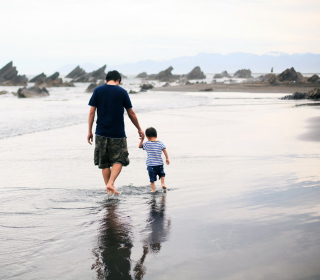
[138, 129, 145, 140]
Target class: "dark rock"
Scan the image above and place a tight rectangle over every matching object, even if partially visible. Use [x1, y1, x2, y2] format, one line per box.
[214, 71, 231, 79]
[85, 80, 105, 93]
[136, 72, 148, 78]
[307, 87, 320, 99]
[66, 66, 86, 79]
[199, 88, 213, 92]
[129, 90, 138, 94]
[17, 86, 49, 98]
[186, 66, 206, 80]
[280, 87, 320, 100]
[35, 72, 75, 87]
[147, 66, 180, 82]
[277, 67, 303, 82]
[280, 92, 307, 100]
[233, 69, 252, 78]
[256, 73, 277, 84]
[72, 65, 106, 82]
[163, 82, 170, 87]
[0, 90, 8, 95]
[307, 74, 320, 83]
[0, 61, 28, 86]
[140, 84, 154, 91]
[29, 73, 47, 83]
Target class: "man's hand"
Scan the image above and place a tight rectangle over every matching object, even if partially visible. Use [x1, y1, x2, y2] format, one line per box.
[87, 132, 93, 145]
[138, 129, 145, 140]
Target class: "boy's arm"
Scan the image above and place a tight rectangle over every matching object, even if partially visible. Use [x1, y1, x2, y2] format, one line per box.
[163, 148, 170, 165]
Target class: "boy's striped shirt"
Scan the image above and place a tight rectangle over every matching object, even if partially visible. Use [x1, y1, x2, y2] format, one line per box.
[142, 141, 166, 166]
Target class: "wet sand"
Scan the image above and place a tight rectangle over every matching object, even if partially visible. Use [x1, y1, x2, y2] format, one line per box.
[152, 82, 319, 93]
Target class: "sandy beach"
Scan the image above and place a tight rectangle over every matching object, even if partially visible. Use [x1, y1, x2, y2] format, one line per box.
[1, 88, 320, 279]
[152, 82, 320, 93]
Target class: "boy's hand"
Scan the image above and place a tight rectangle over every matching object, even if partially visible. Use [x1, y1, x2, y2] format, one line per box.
[166, 159, 170, 165]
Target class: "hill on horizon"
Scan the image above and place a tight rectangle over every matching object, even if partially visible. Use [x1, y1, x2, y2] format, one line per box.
[57, 52, 320, 75]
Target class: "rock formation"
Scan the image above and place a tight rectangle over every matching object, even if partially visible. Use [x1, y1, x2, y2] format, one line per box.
[277, 67, 303, 82]
[29, 73, 46, 83]
[186, 66, 206, 80]
[66, 66, 86, 79]
[147, 66, 180, 82]
[233, 69, 252, 78]
[72, 65, 106, 83]
[35, 72, 74, 87]
[85, 80, 105, 93]
[214, 71, 232, 79]
[140, 84, 154, 91]
[0, 61, 28, 86]
[17, 86, 49, 98]
[256, 73, 277, 85]
[0, 90, 8, 95]
[307, 74, 320, 83]
[280, 87, 320, 100]
[136, 72, 148, 78]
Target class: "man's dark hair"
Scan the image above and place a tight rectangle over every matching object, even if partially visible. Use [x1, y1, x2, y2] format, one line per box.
[106, 70, 122, 83]
[145, 127, 157, 137]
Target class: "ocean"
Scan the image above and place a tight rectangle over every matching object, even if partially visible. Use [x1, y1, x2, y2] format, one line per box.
[1, 77, 320, 279]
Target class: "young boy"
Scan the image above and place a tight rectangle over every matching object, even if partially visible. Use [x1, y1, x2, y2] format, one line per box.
[139, 127, 170, 192]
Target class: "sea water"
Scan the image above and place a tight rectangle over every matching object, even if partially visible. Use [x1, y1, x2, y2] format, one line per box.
[1, 80, 320, 279]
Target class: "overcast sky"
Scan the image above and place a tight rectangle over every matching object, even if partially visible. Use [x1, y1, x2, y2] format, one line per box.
[1, 0, 319, 74]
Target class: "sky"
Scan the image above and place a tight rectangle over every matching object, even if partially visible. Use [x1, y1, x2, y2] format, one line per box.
[1, 0, 320, 74]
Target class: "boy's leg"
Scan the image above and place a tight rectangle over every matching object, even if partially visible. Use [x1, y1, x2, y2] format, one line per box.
[160, 176, 166, 189]
[150, 181, 156, 192]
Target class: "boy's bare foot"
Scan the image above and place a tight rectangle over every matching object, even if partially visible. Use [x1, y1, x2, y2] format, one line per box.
[162, 185, 167, 190]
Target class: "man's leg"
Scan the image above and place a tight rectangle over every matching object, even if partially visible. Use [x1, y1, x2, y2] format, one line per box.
[102, 168, 112, 193]
[106, 163, 122, 194]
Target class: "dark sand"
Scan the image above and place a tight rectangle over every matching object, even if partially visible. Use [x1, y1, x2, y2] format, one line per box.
[152, 82, 319, 93]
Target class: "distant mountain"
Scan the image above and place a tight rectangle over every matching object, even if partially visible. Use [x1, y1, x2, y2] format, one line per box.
[108, 52, 320, 74]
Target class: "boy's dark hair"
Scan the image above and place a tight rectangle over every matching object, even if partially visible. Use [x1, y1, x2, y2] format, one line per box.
[106, 70, 122, 83]
[145, 127, 157, 137]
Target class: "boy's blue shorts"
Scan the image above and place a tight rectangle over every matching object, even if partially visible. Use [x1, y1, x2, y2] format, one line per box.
[147, 165, 165, 183]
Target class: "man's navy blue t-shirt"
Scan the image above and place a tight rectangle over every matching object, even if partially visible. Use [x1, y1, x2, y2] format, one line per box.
[88, 84, 132, 138]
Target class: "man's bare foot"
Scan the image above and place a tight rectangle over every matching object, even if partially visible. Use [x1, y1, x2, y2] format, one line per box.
[106, 185, 120, 195]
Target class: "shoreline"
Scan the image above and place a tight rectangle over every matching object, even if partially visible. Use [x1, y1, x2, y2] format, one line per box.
[152, 82, 319, 93]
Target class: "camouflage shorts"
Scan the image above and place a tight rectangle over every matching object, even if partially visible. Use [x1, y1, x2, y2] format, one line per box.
[94, 136, 130, 169]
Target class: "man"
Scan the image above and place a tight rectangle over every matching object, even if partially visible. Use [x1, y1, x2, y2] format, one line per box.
[87, 70, 144, 194]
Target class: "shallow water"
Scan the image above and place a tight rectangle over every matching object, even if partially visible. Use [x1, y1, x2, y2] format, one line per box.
[1, 85, 320, 279]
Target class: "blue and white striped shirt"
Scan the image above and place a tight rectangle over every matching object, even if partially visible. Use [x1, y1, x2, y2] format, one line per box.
[143, 141, 166, 166]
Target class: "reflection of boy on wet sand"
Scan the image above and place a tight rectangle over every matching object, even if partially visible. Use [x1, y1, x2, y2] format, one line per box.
[134, 195, 171, 279]
[139, 127, 170, 192]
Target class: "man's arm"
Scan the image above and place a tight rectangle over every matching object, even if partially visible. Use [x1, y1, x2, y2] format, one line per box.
[163, 148, 170, 165]
[126, 108, 144, 139]
[87, 106, 96, 145]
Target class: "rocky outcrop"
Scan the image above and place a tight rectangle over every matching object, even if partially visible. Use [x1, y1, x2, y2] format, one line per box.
[17, 86, 49, 98]
[280, 87, 320, 100]
[29, 73, 46, 83]
[35, 72, 75, 87]
[256, 73, 277, 85]
[136, 72, 148, 78]
[85, 80, 105, 93]
[147, 66, 180, 82]
[307, 74, 320, 83]
[66, 66, 86, 79]
[0, 90, 8, 95]
[214, 71, 231, 79]
[277, 67, 303, 82]
[0, 61, 28, 86]
[72, 65, 106, 82]
[140, 84, 154, 91]
[233, 69, 252, 78]
[186, 66, 206, 80]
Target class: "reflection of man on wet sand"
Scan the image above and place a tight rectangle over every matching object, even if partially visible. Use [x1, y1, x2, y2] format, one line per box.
[92, 202, 134, 280]
[133, 194, 171, 279]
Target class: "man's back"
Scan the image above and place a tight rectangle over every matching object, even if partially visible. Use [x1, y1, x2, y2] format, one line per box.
[88, 84, 132, 138]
